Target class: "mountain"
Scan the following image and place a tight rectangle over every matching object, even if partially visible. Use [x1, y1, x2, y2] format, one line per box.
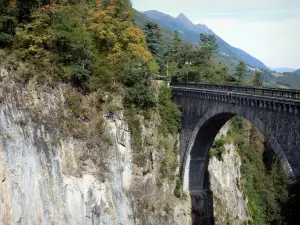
[269, 67, 297, 73]
[143, 10, 268, 69]
[276, 72, 300, 89]
[176, 13, 195, 29]
[293, 69, 300, 76]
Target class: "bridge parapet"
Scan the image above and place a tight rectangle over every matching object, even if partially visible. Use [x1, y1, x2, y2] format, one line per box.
[171, 82, 300, 114]
[171, 82, 300, 99]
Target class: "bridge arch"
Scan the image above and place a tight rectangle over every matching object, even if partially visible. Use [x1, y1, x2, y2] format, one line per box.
[183, 105, 296, 191]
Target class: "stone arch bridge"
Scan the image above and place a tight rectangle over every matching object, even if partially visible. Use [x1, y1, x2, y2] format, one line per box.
[171, 82, 300, 193]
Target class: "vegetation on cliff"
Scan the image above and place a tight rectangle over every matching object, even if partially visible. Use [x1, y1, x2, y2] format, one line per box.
[228, 117, 299, 225]
[0, 0, 184, 222]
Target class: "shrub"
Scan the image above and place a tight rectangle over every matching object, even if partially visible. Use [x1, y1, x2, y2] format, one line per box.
[67, 121, 88, 139]
[209, 138, 226, 161]
[122, 60, 156, 109]
[158, 84, 181, 136]
[107, 103, 123, 114]
[66, 91, 85, 118]
[124, 108, 144, 165]
[174, 177, 183, 198]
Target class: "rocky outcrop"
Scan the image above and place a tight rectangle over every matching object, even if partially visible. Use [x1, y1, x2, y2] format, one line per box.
[0, 86, 134, 224]
[208, 124, 249, 225]
[0, 68, 191, 225]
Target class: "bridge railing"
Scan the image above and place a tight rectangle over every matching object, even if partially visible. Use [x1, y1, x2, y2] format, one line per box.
[170, 82, 300, 100]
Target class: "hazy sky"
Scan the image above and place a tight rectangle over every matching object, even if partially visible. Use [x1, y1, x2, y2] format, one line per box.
[132, 0, 300, 69]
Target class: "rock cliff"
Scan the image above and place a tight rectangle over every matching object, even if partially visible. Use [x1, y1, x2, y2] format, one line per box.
[0, 68, 191, 225]
[208, 124, 249, 225]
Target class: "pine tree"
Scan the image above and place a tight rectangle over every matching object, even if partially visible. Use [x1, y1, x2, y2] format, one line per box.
[143, 22, 164, 73]
[235, 61, 247, 84]
[252, 71, 263, 86]
[168, 30, 183, 61]
[199, 33, 218, 60]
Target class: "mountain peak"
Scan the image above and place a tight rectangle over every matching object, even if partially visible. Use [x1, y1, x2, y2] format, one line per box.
[176, 13, 194, 27]
[177, 13, 188, 19]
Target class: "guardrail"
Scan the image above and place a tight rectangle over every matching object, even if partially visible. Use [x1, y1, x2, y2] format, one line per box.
[171, 82, 300, 100]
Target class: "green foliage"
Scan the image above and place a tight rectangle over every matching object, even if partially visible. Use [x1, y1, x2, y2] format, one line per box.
[158, 84, 181, 135]
[143, 22, 164, 73]
[52, 5, 92, 85]
[199, 33, 218, 61]
[252, 71, 263, 86]
[15, 10, 54, 58]
[209, 138, 226, 161]
[95, 116, 112, 145]
[159, 136, 178, 182]
[66, 90, 85, 118]
[235, 61, 247, 84]
[174, 178, 182, 198]
[0, 1, 17, 47]
[174, 176, 187, 200]
[123, 60, 156, 109]
[17, 0, 50, 22]
[124, 108, 144, 166]
[164, 31, 226, 83]
[229, 117, 289, 224]
[67, 121, 88, 139]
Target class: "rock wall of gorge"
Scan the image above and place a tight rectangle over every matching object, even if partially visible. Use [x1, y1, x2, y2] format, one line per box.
[0, 68, 191, 225]
[208, 124, 249, 225]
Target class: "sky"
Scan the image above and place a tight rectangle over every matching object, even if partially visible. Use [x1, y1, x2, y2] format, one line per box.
[132, 0, 300, 69]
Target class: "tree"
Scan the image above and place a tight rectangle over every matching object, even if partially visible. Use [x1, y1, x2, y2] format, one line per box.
[123, 60, 156, 109]
[0, 0, 18, 46]
[198, 33, 218, 61]
[235, 61, 247, 84]
[252, 71, 263, 86]
[102, 0, 133, 20]
[167, 30, 183, 62]
[17, 0, 52, 22]
[143, 22, 164, 73]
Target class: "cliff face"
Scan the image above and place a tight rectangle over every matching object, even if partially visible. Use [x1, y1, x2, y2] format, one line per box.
[208, 124, 249, 225]
[0, 69, 191, 225]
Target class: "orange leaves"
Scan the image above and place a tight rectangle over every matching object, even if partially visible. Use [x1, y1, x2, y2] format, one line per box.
[128, 43, 159, 73]
[128, 43, 151, 63]
[86, 1, 157, 72]
[123, 26, 146, 45]
[10, 0, 17, 8]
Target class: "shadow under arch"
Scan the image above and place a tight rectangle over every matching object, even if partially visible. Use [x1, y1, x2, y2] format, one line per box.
[182, 106, 296, 192]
